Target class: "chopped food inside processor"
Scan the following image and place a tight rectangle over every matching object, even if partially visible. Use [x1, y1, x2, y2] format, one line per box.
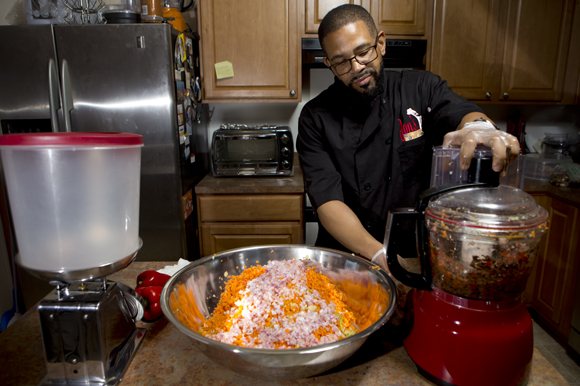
[427, 222, 549, 301]
[170, 259, 389, 349]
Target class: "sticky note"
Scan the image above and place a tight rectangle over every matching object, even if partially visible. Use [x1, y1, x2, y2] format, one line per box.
[215, 61, 234, 79]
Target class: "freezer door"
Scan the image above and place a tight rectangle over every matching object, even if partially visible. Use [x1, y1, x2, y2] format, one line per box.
[0, 25, 60, 133]
[52, 24, 186, 261]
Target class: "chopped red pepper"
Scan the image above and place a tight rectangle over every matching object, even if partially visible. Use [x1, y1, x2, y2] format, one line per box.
[136, 270, 170, 288]
[135, 286, 164, 322]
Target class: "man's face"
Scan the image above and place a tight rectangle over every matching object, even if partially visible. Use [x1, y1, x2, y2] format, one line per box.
[322, 20, 386, 97]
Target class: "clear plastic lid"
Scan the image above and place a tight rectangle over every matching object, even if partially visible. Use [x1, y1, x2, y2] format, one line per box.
[425, 185, 548, 229]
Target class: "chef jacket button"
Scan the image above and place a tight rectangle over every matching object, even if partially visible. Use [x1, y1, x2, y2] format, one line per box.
[382, 99, 386, 104]
[364, 183, 371, 191]
[385, 137, 392, 144]
[366, 222, 373, 229]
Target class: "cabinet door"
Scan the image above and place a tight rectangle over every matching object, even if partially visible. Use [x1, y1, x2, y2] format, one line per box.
[200, 222, 303, 256]
[305, 0, 362, 35]
[533, 197, 580, 338]
[198, 195, 303, 222]
[365, 0, 426, 36]
[430, 0, 505, 101]
[499, 0, 575, 102]
[200, 0, 299, 101]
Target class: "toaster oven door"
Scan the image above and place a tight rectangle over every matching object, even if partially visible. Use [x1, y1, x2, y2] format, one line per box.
[212, 134, 279, 176]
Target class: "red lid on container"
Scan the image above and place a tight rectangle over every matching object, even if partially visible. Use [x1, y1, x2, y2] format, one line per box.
[0, 132, 143, 147]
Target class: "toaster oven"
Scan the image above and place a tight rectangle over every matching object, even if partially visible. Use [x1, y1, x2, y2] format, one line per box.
[211, 124, 294, 177]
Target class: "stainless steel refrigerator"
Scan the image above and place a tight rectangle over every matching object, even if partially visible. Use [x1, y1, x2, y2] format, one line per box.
[0, 24, 209, 272]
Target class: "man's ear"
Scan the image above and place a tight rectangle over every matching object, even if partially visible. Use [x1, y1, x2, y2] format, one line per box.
[377, 31, 386, 56]
[322, 57, 331, 68]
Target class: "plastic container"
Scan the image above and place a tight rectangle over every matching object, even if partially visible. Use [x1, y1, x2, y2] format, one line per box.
[0, 133, 143, 272]
[141, 0, 163, 22]
[523, 153, 572, 182]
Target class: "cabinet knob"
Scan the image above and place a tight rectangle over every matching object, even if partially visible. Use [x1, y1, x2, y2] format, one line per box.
[503, 92, 509, 99]
[486, 92, 492, 99]
[290, 90, 296, 97]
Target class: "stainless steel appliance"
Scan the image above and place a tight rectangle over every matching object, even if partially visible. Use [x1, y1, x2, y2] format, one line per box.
[0, 132, 147, 386]
[0, 24, 209, 265]
[211, 124, 294, 177]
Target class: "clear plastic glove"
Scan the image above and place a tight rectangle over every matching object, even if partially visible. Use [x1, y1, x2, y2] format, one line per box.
[442, 120, 520, 176]
[371, 249, 413, 327]
[371, 249, 387, 270]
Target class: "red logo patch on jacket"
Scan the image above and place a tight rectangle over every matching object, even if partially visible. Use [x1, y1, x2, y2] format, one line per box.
[398, 108, 424, 142]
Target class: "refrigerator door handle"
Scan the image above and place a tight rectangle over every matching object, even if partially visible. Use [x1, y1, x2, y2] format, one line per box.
[61, 60, 73, 132]
[48, 59, 61, 132]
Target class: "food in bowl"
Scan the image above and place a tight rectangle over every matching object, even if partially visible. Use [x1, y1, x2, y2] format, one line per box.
[170, 258, 389, 349]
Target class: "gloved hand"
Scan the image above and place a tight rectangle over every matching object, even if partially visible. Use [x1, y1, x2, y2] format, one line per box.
[370, 249, 412, 328]
[442, 119, 520, 176]
[371, 249, 387, 270]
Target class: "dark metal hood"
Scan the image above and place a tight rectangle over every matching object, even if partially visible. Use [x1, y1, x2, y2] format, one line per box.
[302, 38, 427, 69]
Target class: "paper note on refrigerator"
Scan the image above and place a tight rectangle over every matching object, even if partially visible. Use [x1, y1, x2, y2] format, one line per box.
[215, 61, 234, 79]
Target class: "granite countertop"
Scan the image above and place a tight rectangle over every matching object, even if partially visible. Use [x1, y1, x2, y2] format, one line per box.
[195, 166, 304, 195]
[523, 178, 580, 207]
[0, 261, 571, 386]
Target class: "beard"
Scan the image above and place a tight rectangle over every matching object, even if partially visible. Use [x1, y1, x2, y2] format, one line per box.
[344, 63, 385, 106]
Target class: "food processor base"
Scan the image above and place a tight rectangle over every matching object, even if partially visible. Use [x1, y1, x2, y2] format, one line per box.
[404, 289, 533, 386]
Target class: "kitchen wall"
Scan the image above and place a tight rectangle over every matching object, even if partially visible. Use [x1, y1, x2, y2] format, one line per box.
[205, 69, 335, 149]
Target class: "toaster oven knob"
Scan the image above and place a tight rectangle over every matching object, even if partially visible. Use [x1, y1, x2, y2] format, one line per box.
[281, 147, 290, 157]
[281, 134, 289, 144]
[282, 160, 290, 169]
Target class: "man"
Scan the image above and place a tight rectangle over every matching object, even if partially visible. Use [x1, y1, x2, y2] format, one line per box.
[297, 5, 519, 266]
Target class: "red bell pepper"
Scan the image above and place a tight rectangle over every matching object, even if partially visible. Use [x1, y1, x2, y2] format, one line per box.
[135, 270, 171, 322]
[136, 270, 170, 288]
[135, 285, 164, 322]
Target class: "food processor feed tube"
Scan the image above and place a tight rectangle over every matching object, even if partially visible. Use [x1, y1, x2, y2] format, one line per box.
[384, 152, 549, 386]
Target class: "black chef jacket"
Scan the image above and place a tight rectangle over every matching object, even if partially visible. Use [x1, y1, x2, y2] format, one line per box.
[297, 70, 483, 256]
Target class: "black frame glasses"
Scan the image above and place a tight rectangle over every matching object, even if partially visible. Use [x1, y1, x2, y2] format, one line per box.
[327, 36, 380, 76]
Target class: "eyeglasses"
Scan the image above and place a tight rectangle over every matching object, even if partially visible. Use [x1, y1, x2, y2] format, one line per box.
[327, 36, 380, 76]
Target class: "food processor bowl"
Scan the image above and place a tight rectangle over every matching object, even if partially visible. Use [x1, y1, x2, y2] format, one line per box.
[424, 185, 549, 301]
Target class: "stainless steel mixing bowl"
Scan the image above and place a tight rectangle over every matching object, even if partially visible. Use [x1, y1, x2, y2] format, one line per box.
[160, 245, 397, 380]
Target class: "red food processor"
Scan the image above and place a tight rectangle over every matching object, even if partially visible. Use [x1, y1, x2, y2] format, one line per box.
[385, 147, 549, 386]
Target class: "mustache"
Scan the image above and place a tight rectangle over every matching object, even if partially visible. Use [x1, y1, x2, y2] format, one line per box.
[350, 68, 377, 86]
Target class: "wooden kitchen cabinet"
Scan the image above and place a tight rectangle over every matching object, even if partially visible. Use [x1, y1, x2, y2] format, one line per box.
[197, 194, 304, 256]
[430, 0, 577, 103]
[528, 194, 580, 341]
[303, 0, 427, 37]
[198, 0, 300, 102]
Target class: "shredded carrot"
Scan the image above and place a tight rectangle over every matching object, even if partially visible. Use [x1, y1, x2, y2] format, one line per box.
[169, 260, 389, 349]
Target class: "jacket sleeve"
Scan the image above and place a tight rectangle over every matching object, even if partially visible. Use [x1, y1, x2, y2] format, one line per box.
[417, 71, 483, 138]
[296, 106, 344, 212]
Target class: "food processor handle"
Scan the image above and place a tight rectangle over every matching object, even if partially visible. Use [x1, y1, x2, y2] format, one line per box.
[384, 208, 432, 291]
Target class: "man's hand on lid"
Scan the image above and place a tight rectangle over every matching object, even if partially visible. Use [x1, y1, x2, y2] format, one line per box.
[443, 113, 521, 177]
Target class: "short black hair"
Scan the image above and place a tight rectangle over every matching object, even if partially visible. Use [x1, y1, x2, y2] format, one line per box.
[318, 4, 377, 54]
